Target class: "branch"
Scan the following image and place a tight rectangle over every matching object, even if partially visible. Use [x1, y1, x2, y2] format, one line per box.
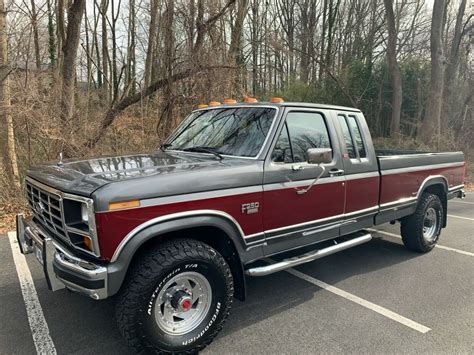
[0, 66, 15, 83]
[194, 0, 236, 52]
[84, 65, 237, 149]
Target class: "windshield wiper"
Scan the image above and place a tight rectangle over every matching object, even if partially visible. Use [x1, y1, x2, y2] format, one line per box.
[159, 143, 172, 151]
[182, 146, 224, 160]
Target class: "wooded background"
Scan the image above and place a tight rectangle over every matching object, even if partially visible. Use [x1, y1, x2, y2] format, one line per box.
[0, 0, 473, 207]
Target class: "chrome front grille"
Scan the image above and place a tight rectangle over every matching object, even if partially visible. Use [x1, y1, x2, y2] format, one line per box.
[26, 180, 69, 243]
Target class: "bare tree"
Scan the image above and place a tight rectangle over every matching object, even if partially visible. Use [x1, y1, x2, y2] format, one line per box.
[442, 0, 469, 128]
[229, 0, 248, 89]
[46, 0, 56, 69]
[60, 0, 86, 122]
[125, 0, 136, 94]
[144, 0, 159, 90]
[1, 0, 20, 188]
[419, 0, 446, 146]
[384, 0, 402, 136]
[100, 0, 110, 100]
[28, 0, 41, 70]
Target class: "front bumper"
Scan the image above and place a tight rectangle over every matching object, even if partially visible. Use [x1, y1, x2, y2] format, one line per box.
[16, 214, 108, 300]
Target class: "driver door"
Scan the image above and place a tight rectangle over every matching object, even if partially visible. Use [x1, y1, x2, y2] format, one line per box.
[262, 108, 346, 256]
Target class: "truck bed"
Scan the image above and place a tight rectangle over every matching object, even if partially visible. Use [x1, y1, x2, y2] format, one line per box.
[375, 150, 465, 225]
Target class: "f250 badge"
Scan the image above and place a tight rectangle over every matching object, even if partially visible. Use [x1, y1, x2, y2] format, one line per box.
[241, 202, 259, 214]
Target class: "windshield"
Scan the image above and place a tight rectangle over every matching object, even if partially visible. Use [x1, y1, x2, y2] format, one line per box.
[168, 107, 277, 158]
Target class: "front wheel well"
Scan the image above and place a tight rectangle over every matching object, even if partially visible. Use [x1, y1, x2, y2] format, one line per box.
[129, 226, 246, 301]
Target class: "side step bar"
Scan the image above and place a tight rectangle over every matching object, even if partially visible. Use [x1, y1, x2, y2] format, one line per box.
[245, 233, 372, 277]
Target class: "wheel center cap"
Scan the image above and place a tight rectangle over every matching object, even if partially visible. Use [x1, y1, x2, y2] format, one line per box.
[170, 290, 193, 312]
[181, 298, 192, 310]
[177, 295, 193, 312]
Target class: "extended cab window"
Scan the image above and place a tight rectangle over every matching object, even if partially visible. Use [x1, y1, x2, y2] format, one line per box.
[337, 114, 356, 159]
[347, 115, 366, 158]
[273, 111, 331, 163]
[169, 107, 276, 158]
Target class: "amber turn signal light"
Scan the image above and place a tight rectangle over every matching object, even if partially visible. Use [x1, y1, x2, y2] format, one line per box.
[244, 97, 258, 103]
[108, 199, 140, 211]
[83, 236, 93, 251]
[270, 97, 284, 103]
[209, 101, 221, 106]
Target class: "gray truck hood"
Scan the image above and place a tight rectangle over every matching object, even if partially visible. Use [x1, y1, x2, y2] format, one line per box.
[27, 151, 262, 200]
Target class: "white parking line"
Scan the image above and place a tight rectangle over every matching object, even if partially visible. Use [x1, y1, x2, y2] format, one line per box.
[450, 200, 474, 205]
[447, 214, 474, 221]
[283, 266, 431, 334]
[368, 229, 474, 257]
[7, 232, 57, 355]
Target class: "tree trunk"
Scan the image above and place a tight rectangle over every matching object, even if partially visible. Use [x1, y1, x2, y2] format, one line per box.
[46, 0, 56, 69]
[144, 0, 159, 90]
[229, 0, 248, 90]
[160, 0, 175, 135]
[60, 0, 86, 122]
[442, 0, 467, 131]
[250, 0, 259, 93]
[125, 0, 136, 94]
[383, 0, 402, 136]
[0, 0, 20, 188]
[30, 0, 41, 70]
[419, 0, 446, 146]
[110, 0, 119, 100]
[56, 0, 66, 72]
[100, 0, 109, 100]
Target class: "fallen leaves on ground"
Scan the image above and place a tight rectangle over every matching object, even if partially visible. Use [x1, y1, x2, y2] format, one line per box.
[0, 203, 28, 235]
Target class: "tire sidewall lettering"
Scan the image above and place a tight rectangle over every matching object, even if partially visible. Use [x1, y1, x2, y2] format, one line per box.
[143, 259, 228, 351]
[182, 302, 221, 346]
[147, 267, 181, 316]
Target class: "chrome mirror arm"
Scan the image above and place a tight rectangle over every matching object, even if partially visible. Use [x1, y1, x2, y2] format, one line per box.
[295, 164, 326, 195]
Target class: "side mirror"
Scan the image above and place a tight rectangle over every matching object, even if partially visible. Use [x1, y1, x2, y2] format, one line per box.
[307, 148, 332, 165]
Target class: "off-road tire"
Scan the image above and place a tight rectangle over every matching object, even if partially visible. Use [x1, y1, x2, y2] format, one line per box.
[116, 239, 234, 354]
[400, 192, 443, 252]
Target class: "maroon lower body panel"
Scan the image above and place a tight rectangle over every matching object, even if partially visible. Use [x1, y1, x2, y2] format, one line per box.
[263, 180, 345, 232]
[345, 176, 380, 213]
[380, 166, 464, 205]
[95, 192, 263, 260]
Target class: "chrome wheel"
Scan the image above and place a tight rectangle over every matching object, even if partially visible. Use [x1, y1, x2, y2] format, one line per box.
[423, 207, 438, 242]
[154, 271, 212, 335]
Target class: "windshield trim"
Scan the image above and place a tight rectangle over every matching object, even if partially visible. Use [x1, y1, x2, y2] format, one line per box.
[165, 105, 280, 160]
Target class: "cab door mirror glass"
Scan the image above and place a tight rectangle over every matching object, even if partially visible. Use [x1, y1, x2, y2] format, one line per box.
[307, 148, 332, 164]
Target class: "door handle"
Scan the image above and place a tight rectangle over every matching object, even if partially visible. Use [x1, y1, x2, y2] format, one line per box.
[292, 165, 304, 171]
[329, 168, 344, 177]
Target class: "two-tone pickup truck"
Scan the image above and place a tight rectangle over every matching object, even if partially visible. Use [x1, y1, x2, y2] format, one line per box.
[16, 101, 466, 353]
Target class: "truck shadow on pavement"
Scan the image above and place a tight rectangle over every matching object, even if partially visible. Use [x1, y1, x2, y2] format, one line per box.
[218, 236, 419, 337]
[33, 237, 418, 353]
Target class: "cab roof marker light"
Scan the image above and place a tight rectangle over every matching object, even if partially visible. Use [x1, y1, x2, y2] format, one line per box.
[109, 199, 141, 211]
[244, 97, 258, 103]
[270, 97, 284, 103]
[197, 103, 208, 109]
[209, 101, 221, 107]
[223, 98, 237, 104]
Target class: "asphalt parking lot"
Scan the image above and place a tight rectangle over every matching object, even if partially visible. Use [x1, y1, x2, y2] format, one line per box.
[1, 196, 473, 354]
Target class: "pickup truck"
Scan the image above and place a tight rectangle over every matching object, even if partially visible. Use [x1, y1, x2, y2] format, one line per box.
[16, 101, 466, 353]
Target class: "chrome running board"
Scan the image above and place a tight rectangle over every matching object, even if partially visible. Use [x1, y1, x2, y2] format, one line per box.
[245, 233, 372, 277]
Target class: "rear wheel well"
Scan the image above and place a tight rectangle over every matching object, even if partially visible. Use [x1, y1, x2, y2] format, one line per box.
[422, 183, 447, 227]
[129, 226, 246, 301]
